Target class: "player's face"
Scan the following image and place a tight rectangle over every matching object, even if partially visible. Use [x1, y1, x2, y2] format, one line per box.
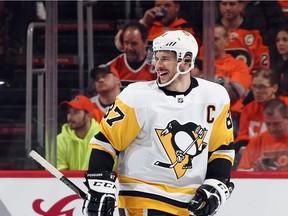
[154, 51, 177, 85]
[95, 73, 120, 94]
[264, 111, 288, 138]
[219, 0, 242, 21]
[67, 107, 89, 130]
[276, 30, 288, 56]
[251, 76, 278, 103]
[123, 28, 147, 62]
[154, 0, 179, 26]
[214, 26, 228, 59]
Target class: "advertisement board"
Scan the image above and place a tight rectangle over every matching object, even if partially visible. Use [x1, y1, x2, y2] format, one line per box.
[0, 171, 287, 216]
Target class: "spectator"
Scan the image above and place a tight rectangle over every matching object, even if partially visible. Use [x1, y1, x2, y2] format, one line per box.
[271, 27, 288, 96]
[138, 0, 200, 45]
[235, 69, 288, 157]
[198, 24, 252, 136]
[213, 24, 251, 103]
[4, 1, 45, 56]
[278, 0, 288, 24]
[241, 1, 286, 48]
[237, 98, 288, 171]
[90, 64, 121, 123]
[57, 95, 100, 170]
[110, 21, 156, 82]
[217, 0, 270, 72]
[214, 24, 251, 136]
[179, 1, 203, 39]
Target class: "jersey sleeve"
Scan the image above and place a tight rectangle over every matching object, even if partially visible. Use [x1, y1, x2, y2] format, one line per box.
[246, 29, 270, 70]
[254, 37, 270, 69]
[226, 29, 270, 72]
[89, 87, 142, 157]
[208, 103, 234, 161]
[206, 91, 235, 180]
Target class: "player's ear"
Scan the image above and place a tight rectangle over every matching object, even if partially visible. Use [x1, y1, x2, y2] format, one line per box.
[183, 54, 192, 67]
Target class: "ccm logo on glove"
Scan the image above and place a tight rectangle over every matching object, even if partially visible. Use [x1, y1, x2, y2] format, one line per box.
[217, 182, 230, 199]
[93, 181, 117, 189]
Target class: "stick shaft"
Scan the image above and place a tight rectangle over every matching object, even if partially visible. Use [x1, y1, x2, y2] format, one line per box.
[29, 150, 87, 199]
[59, 176, 87, 199]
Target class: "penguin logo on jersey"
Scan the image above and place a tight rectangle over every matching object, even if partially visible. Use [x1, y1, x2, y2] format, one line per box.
[154, 120, 208, 179]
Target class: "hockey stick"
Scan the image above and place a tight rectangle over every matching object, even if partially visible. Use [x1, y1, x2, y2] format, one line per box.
[29, 150, 87, 200]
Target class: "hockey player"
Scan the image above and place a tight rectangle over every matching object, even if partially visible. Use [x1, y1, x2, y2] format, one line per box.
[83, 30, 235, 216]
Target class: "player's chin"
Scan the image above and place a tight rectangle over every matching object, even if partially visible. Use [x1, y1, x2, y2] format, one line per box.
[158, 75, 168, 83]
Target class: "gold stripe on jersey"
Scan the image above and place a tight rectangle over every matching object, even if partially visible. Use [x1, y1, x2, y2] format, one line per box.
[88, 143, 117, 159]
[208, 103, 235, 164]
[208, 150, 234, 165]
[101, 98, 141, 151]
[126, 208, 143, 216]
[119, 175, 197, 195]
[118, 196, 189, 216]
[209, 104, 234, 150]
[118, 175, 196, 215]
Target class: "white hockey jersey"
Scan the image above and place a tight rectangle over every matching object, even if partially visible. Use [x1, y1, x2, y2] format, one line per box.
[89, 77, 235, 215]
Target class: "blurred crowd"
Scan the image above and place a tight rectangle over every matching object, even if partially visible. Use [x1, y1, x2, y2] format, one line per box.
[2, 1, 288, 171]
[58, 0, 288, 172]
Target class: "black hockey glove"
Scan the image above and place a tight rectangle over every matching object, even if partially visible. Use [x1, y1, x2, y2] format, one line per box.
[188, 179, 234, 216]
[83, 171, 117, 216]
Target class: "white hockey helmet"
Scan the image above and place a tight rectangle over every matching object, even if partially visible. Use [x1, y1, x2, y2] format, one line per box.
[152, 30, 199, 87]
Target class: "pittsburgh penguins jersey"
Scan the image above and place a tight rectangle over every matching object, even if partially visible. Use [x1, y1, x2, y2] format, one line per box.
[89, 77, 234, 215]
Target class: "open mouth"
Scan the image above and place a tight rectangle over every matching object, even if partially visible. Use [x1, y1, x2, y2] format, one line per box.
[158, 71, 168, 78]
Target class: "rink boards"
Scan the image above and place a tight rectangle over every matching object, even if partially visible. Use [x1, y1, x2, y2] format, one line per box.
[0, 171, 287, 216]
